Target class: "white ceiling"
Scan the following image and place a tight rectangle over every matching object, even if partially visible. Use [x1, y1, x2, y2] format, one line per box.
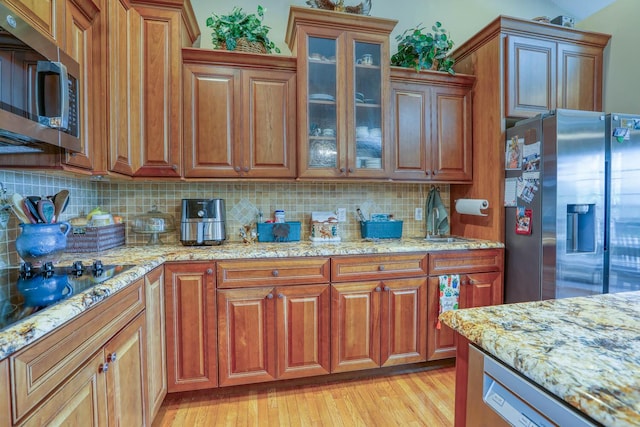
[547, 0, 617, 20]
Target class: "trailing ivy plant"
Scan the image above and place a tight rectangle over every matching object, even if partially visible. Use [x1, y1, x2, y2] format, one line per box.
[206, 5, 280, 54]
[390, 22, 455, 75]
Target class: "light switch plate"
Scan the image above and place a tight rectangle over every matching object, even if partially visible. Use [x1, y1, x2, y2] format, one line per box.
[415, 207, 423, 220]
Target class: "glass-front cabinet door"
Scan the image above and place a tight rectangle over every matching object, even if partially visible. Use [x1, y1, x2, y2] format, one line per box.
[287, 7, 396, 179]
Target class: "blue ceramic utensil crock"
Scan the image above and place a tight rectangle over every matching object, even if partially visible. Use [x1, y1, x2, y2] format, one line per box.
[15, 222, 71, 266]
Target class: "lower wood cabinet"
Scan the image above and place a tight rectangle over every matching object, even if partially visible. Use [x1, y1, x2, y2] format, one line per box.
[426, 249, 504, 361]
[217, 283, 330, 387]
[164, 262, 217, 392]
[0, 358, 11, 427]
[144, 266, 166, 420]
[331, 277, 427, 373]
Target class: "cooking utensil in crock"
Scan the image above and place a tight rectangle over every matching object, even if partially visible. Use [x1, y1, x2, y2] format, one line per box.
[37, 199, 55, 223]
[22, 199, 38, 223]
[10, 193, 31, 224]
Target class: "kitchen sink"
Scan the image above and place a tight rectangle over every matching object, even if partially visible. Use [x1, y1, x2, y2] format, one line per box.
[424, 235, 470, 243]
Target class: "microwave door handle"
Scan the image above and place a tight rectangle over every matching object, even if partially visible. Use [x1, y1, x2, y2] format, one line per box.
[57, 62, 70, 130]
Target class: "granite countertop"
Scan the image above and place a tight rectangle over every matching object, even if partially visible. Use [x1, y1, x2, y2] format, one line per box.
[440, 292, 640, 427]
[0, 237, 502, 360]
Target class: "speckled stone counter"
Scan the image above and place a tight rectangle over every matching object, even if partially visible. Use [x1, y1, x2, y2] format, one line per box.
[0, 237, 501, 361]
[440, 292, 640, 427]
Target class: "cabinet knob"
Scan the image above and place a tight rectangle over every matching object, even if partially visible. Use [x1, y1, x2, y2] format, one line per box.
[99, 363, 109, 373]
[378, 265, 385, 271]
[266, 293, 274, 299]
[426, 170, 431, 176]
[171, 164, 178, 171]
[461, 278, 469, 286]
[384, 286, 390, 292]
[339, 167, 346, 173]
[272, 269, 279, 277]
[206, 268, 213, 275]
[107, 353, 117, 363]
[375, 287, 381, 292]
[243, 166, 250, 172]
[348, 167, 354, 173]
[234, 166, 241, 172]
[278, 293, 284, 299]
[432, 170, 437, 175]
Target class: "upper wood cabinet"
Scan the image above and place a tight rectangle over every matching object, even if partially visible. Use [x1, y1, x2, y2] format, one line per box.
[132, 3, 192, 177]
[61, 0, 100, 173]
[285, 6, 397, 179]
[450, 16, 610, 242]
[390, 67, 474, 182]
[3, 0, 65, 45]
[182, 49, 297, 178]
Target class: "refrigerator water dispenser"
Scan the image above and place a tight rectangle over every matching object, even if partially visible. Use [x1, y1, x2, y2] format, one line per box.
[566, 204, 595, 253]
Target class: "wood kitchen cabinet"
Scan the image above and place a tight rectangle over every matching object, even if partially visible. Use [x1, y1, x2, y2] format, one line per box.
[130, 2, 199, 178]
[330, 254, 428, 373]
[450, 16, 610, 242]
[105, 0, 142, 176]
[61, 0, 101, 173]
[426, 249, 504, 360]
[182, 49, 297, 179]
[164, 262, 217, 392]
[216, 258, 331, 387]
[285, 6, 397, 179]
[3, 0, 65, 46]
[0, 359, 9, 427]
[9, 278, 145, 425]
[390, 67, 473, 182]
[144, 265, 166, 420]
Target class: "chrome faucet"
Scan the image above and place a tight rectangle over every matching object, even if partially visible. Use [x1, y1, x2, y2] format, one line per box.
[430, 207, 440, 237]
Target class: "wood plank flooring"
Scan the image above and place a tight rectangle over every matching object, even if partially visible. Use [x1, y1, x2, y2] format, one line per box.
[152, 364, 456, 427]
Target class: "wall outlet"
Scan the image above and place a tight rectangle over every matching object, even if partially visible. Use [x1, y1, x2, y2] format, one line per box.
[337, 208, 347, 222]
[414, 207, 423, 220]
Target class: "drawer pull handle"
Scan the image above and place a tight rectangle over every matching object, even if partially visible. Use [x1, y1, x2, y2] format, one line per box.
[378, 265, 385, 271]
[99, 363, 109, 373]
[267, 293, 274, 299]
[206, 268, 213, 275]
[272, 270, 279, 277]
[384, 286, 390, 292]
[107, 353, 117, 363]
[375, 287, 381, 292]
[278, 293, 284, 299]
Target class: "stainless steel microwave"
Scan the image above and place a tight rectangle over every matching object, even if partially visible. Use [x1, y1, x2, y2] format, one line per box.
[0, 3, 81, 153]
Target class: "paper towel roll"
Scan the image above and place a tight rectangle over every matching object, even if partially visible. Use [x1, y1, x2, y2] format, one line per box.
[455, 199, 489, 216]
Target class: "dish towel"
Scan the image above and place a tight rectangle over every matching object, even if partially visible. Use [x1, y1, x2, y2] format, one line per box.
[437, 274, 460, 329]
[426, 187, 450, 236]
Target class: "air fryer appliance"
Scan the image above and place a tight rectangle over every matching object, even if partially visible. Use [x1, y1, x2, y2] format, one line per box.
[180, 199, 226, 246]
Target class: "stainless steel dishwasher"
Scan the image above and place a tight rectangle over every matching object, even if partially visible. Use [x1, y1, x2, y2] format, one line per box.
[466, 344, 599, 427]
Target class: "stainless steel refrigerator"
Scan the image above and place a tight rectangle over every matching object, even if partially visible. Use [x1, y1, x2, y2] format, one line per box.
[504, 109, 640, 303]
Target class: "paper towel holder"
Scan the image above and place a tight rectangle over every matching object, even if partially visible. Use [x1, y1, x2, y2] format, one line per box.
[455, 198, 489, 216]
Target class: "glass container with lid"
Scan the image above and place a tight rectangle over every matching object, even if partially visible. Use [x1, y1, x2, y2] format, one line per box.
[131, 205, 176, 245]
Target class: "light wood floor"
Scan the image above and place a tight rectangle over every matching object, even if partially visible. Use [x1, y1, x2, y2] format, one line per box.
[152, 364, 456, 427]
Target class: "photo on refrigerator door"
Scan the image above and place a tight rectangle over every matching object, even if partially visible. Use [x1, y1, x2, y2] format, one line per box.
[505, 135, 523, 169]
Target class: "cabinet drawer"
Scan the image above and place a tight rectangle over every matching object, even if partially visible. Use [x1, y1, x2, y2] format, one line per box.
[428, 249, 504, 275]
[10, 279, 145, 422]
[331, 254, 428, 282]
[217, 258, 330, 288]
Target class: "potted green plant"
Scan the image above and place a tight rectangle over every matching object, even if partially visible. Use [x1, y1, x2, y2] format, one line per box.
[206, 5, 280, 54]
[390, 22, 455, 75]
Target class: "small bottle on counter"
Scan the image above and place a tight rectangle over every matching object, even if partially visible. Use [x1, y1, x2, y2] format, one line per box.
[274, 210, 285, 223]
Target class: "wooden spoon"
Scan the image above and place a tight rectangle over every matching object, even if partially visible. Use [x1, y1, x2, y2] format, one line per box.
[25, 196, 42, 222]
[37, 199, 55, 224]
[53, 189, 69, 221]
[22, 199, 37, 223]
[10, 193, 31, 224]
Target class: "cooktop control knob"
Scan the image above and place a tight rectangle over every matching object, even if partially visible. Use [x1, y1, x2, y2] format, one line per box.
[92, 260, 104, 276]
[72, 261, 84, 277]
[20, 262, 34, 279]
[197, 209, 205, 218]
[42, 262, 55, 279]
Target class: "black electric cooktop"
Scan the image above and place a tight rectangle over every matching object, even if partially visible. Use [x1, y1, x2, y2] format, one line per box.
[0, 260, 135, 331]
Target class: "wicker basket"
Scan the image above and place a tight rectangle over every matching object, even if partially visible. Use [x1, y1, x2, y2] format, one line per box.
[66, 223, 126, 252]
[221, 38, 267, 54]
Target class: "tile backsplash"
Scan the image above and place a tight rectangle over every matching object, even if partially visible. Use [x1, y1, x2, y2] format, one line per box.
[0, 170, 450, 264]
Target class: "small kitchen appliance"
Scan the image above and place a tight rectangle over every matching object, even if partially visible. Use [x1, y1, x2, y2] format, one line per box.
[180, 199, 226, 246]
